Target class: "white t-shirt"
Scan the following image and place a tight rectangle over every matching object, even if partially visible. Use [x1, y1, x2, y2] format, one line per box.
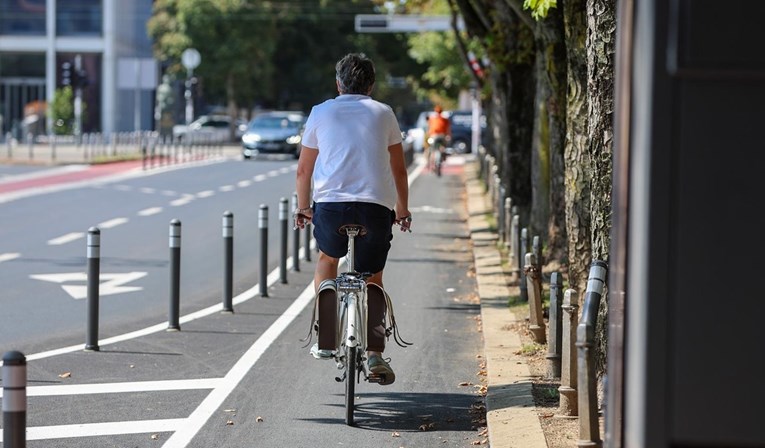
[301, 94, 403, 210]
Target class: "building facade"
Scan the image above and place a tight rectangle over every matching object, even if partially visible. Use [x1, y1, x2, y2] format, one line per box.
[0, 0, 156, 138]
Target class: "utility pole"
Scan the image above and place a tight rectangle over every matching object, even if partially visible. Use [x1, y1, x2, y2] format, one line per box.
[74, 54, 83, 142]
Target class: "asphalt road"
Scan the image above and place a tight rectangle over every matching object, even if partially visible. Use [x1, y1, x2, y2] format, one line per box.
[0, 153, 487, 447]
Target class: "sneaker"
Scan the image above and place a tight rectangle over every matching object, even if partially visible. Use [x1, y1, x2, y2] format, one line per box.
[310, 343, 334, 360]
[368, 354, 396, 385]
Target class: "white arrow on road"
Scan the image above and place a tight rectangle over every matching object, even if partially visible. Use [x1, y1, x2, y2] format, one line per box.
[30, 272, 147, 300]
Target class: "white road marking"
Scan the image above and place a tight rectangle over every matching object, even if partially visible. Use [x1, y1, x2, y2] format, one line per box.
[219, 185, 234, 192]
[18, 419, 186, 441]
[0, 378, 220, 398]
[48, 232, 85, 245]
[237, 180, 251, 188]
[138, 207, 163, 216]
[267, 170, 279, 177]
[162, 190, 177, 196]
[196, 190, 214, 198]
[0, 252, 20, 263]
[115, 185, 132, 191]
[253, 174, 267, 182]
[170, 194, 194, 206]
[279, 167, 290, 173]
[410, 205, 455, 214]
[163, 278, 316, 447]
[140, 187, 156, 194]
[98, 217, 129, 229]
[30, 272, 147, 300]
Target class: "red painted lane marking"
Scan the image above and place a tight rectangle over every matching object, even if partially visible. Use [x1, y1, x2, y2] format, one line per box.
[0, 160, 145, 194]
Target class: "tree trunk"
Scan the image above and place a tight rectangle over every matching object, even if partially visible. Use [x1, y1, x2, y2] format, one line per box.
[563, 0, 591, 296]
[587, 0, 616, 378]
[531, 6, 568, 266]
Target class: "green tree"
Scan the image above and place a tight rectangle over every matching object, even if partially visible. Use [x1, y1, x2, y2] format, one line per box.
[51, 86, 86, 135]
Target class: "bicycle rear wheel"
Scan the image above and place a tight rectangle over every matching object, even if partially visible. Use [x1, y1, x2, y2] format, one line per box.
[434, 150, 442, 177]
[345, 346, 357, 426]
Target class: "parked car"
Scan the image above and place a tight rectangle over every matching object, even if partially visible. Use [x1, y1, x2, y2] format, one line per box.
[448, 110, 487, 154]
[172, 115, 246, 142]
[241, 111, 306, 159]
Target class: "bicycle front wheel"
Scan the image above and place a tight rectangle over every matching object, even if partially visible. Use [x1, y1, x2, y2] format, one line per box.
[345, 346, 357, 426]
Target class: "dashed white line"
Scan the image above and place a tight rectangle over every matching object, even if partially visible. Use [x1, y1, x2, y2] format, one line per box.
[140, 187, 156, 194]
[138, 207, 163, 216]
[115, 185, 132, 191]
[253, 174, 267, 182]
[0, 253, 20, 263]
[170, 195, 194, 206]
[219, 185, 235, 192]
[279, 167, 290, 174]
[267, 170, 279, 177]
[196, 190, 214, 198]
[98, 217, 129, 229]
[237, 180, 251, 188]
[162, 190, 177, 196]
[48, 232, 85, 245]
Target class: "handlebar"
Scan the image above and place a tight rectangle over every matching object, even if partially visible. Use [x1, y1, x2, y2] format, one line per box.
[294, 212, 412, 233]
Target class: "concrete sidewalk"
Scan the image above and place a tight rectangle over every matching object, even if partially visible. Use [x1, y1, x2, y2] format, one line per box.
[464, 159, 548, 448]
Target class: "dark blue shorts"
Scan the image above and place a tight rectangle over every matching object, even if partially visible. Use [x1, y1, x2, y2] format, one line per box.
[312, 202, 395, 274]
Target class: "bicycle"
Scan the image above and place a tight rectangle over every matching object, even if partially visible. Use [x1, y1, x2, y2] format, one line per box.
[302, 219, 412, 426]
[427, 134, 449, 177]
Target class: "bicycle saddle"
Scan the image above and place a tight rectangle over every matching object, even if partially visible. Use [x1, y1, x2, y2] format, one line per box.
[338, 224, 367, 236]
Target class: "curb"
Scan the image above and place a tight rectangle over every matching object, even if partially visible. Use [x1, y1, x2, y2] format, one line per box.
[465, 159, 548, 448]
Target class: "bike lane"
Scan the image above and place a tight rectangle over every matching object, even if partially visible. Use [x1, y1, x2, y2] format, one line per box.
[1, 155, 491, 447]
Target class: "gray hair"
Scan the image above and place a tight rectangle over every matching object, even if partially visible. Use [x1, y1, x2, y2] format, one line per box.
[335, 53, 375, 95]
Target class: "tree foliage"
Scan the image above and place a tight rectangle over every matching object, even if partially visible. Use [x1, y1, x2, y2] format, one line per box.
[148, 0, 424, 120]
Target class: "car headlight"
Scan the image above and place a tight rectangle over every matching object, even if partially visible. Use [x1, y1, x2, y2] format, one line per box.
[286, 135, 301, 145]
[242, 134, 261, 144]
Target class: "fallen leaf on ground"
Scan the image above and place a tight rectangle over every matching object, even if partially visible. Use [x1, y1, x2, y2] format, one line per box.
[58, 372, 71, 378]
[150, 434, 159, 440]
[256, 416, 264, 422]
[226, 420, 234, 426]
[459, 381, 473, 386]
[392, 432, 400, 437]
[419, 422, 436, 431]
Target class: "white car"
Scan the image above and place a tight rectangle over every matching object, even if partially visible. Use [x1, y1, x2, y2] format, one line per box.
[172, 115, 246, 142]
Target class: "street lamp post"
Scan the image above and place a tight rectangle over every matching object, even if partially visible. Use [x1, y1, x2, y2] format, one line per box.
[181, 48, 201, 126]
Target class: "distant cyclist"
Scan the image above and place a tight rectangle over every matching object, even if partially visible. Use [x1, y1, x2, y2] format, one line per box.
[294, 53, 411, 385]
[425, 105, 451, 173]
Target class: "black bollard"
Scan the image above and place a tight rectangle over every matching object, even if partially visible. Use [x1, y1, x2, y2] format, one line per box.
[577, 260, 608, 447]
[279, 198, 288, 284]
[304, 221, 312, 262]
[546, 272, 564, 378]
[222, 211, 234, 314]
[259, 205, 269, 297]
[519, 228, 529, 302]
[168, 219, 181, 331]
[291, 193, 300, 272]
[2, 351, 26, 448]
[85, 227, 100, 351]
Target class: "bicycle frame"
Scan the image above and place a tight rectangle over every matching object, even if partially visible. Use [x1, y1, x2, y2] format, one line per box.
[334, 226, 368, 364]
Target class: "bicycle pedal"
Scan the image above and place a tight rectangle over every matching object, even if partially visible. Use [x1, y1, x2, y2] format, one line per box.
[367, 374, 384, 384]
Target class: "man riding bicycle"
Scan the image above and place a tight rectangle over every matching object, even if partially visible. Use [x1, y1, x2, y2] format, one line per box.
[294, 53, 411, 385]
[425, 105, 451, 173]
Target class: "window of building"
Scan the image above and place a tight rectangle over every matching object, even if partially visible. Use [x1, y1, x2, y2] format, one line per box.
[57, 0, 102, 36]
[0, 0, 47, 35]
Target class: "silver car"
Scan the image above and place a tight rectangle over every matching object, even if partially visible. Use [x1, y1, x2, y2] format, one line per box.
[241, 111, 306, 159]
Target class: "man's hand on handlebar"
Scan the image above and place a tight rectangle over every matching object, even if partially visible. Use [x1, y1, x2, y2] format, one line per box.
[293, 208, 313, 230]
[395, 215, 412, 233]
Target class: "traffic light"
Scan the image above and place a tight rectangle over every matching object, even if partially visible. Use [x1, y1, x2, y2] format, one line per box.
[61, 61, 72, 87]
[74, 68, 89, 89]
